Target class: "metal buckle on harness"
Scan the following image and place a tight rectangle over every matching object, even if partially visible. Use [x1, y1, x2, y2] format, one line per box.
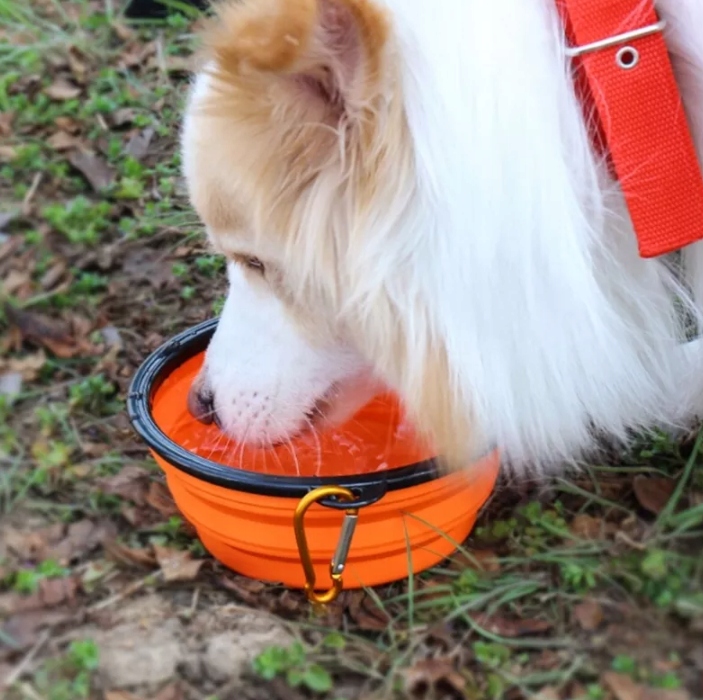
[565, 19, 667, 66]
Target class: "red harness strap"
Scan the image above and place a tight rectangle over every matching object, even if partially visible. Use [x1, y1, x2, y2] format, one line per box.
[557, 0, 703, 258]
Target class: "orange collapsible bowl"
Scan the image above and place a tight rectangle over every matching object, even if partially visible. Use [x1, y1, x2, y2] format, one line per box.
[127, 319, 500, 598]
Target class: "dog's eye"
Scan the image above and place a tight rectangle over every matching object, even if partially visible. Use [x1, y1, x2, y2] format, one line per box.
[244, 256, 265, 273]
[234, 254, 265, 274]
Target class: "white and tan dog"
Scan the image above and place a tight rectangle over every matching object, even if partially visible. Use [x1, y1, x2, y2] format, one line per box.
[180, 0, 703, 476]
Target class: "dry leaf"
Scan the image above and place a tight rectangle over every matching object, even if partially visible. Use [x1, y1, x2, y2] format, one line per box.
[40, 260, 68, 289]
[145, 481, 179, 518]
[45, 79, 81, 101]
[633, 475, 675, 516]
[37, 576, 81, 607]
[124, 127, 154, 161]
[96, 465, 152, 505]
[573, 598, 603, 631]
[602, 671, 690, 700]
[0, 576, 81, 615]
[120, 41, 156, 69]
[450, 549, 501, 573]
[164, 55, 192, 74]
[47, 130, 82, 151]
[469, 613, 553, 637]
[348, 591, 391, 631]
[105, 692, 143, 700]
[111, 108, 137, 127]
[1, 269, 30, 296]
[103, 540, 158, 569]
[153, 544, 204, 582]
[67, 48, 88, 83]
[152, 682, 184, 700]
[218, 575, 266, 605]
[403, 657, 465, 695]
[2, 523, 63, 562]
[112, 22, 136, 42]
[4, 305, 95, 358]
[0, 145, 17, 162]
[67, 149, 116, 191]
[0, 610, 73, 655]
[533, 688, 561, 700]
[101, 325, 123, 349]
[55, 116, 80, 133]
[0, 112, 14, 137]
[122, 248, 173, 290]
[46, 519, 116, 565]
[0, 372, 22, 398]
[0, 210, 19, 230]
[570, 513, 603, 540]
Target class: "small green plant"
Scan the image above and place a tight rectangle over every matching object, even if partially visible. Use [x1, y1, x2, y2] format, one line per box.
[611, 654, 637, 676]
[13, 559, 71, 594]
[31, 639, 99, 700]
[560, 560, 599, 592]
[253, 641, 333, 694]
[69, 375, 120, 415]
[195, 254, 226, 277]
[43, 197, 112, 244]
[473, 641, 511, 669]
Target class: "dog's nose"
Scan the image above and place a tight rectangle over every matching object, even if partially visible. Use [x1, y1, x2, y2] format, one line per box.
[187, 383, 217, 426]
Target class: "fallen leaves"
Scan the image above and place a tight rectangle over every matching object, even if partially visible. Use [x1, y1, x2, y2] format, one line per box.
[153, 544, 204, 583]
[67, 148, 116, 191]
[602, 672, 690, 700]
[145, 481, 179, 519]
[217, 574, 267, 605]
[0, 575, 81, 615]
[0, 371, 22, 398]
[47, 129, 83, 151]
[44, 78, 81, 101]
[105, 692, 142, 700]
[5, 304, 98, 358]
[104, 540, 158, 569]
[104, 682, 184, 700]
[572, 597, 604, 631]
[633, 475, 676, 515]
[2, 519, 116, 568]
[97, 465, 153, 506]
[97, 467, 180, 527]
[469, 612, 553, 638]
[0, 111, 14, 137]
[104, 540, 205, 583]
[347, 590, 391, 631]
[570, 513, 604, 539]
[402, 657, 465, 697]
[124, 127, 155, 161]
[122, 247, 175, 290]
[0, 609, 73, 657]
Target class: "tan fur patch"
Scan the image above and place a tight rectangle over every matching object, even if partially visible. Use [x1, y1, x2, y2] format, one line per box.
[183, 1, 476, 470]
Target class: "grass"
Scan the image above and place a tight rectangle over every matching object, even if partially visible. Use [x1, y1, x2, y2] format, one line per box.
[0, 2, 702, 699]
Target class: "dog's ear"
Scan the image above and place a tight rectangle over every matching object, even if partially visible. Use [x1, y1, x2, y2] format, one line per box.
[203, 0, 389, 124]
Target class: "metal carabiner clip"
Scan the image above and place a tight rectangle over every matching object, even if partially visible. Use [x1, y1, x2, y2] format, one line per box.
[293, 485, 359, 605]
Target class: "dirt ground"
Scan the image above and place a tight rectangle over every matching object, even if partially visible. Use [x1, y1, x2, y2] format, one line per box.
[1, 2, 703, 699]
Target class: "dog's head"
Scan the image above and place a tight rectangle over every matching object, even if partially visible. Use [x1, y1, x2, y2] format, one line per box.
[180, 0, 472, 462]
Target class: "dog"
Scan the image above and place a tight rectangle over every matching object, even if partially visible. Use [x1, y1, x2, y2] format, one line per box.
[180, 0, 703, 477]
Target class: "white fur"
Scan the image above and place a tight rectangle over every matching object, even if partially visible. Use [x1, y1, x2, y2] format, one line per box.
[182, 0, 703, 473]
[198, 263, 375, 445]
[367, 0, 703, 471]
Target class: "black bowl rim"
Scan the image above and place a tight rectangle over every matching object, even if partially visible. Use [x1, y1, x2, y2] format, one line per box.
[127, 318, 442, 505]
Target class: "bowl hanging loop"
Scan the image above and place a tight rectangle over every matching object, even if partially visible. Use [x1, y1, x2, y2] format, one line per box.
[293, 485, 359, 605]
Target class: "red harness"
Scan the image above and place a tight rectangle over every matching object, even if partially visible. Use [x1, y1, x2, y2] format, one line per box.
[557, 0, 703, 258]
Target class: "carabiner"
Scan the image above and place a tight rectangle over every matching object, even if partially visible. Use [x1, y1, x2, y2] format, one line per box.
[293, 485, 359, 605]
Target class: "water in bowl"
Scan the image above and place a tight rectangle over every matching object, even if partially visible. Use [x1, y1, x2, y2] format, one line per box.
[151, 352, 433, 477]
